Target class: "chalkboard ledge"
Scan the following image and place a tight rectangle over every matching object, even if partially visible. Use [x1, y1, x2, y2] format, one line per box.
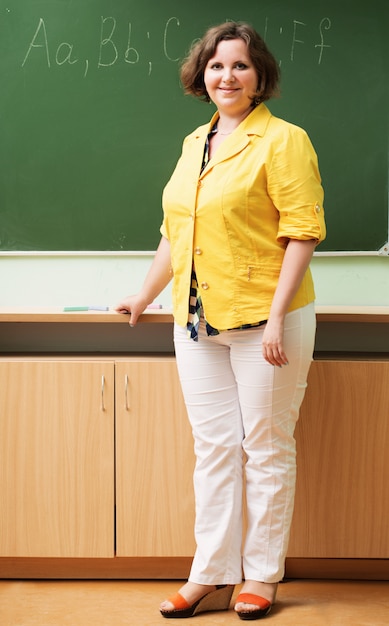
[0, 307, 173, 324]
[0, 306, 388, 324]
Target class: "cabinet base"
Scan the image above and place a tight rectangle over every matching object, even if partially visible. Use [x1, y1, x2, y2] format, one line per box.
[0, 557, 388, 580]
[284, 558, 389, 580]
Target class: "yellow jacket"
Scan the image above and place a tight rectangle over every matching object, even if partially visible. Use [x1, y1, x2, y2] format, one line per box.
[161, 104, 326, 329]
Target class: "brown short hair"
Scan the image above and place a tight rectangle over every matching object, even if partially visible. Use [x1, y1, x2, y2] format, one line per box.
[180, 22, 280, 105]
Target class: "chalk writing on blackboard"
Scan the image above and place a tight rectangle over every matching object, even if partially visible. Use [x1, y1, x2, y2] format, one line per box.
[21, 14, 332, 77]
[315, 18, 332, 64]
[289, 18, 332, 64]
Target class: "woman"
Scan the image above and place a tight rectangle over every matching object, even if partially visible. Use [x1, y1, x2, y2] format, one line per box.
[116, 21, 326, 621]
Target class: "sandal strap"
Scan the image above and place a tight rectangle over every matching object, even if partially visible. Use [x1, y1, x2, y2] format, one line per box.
[166, 592, 190, 610]
[235, 593, 271, 609]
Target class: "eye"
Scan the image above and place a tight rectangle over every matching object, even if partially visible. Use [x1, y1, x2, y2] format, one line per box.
[209, 62, 223, 70]
[234, 62, 249, 70]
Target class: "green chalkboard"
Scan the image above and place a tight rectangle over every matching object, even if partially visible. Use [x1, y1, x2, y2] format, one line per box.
[0, 0, 388, 251]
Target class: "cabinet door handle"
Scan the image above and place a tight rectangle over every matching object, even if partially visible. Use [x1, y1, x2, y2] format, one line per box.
[101, 374, 105, 411]
[125, 374, 129, 411]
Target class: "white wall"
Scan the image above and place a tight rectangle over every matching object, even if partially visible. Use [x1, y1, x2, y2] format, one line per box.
[1, 253, 388, 308]
[1, 253, 172, 308]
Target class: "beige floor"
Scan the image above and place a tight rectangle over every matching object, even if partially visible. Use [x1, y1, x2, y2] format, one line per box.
[0, 579, 388, 626]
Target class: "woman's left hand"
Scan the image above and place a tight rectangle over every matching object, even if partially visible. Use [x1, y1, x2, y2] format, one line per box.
[261, 318, 289, 367]
[261, 239, 317, 367]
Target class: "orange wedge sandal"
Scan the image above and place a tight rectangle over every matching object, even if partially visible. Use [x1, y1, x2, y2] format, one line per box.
[234, 593, 273, 620]
[160, 584, 234, 619]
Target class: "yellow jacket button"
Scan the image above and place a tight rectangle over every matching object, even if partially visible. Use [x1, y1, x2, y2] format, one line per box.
[194, 247, 202, 255]
[201, 282, 209, 290]
[315, 203, 321, 212]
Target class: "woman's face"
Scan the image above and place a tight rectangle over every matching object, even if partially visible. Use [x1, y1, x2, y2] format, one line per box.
[203, 38, 258, 116]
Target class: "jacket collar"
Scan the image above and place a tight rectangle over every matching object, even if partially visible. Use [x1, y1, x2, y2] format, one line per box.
[238, 102, 273, 136]
[194, 104, 273, 177]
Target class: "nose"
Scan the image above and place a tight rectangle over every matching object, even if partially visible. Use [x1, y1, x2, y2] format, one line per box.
[222, 67, 235, 83]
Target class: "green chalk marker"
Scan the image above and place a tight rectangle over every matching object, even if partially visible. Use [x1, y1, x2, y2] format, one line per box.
[63, 306, 89, 311]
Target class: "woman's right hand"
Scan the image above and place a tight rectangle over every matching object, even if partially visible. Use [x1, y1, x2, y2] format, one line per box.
[115, 294, 148, 327]
[114, 236, 172, 327]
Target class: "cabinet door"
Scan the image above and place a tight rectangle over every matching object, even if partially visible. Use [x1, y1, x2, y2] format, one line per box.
[288, 360, 389, 558]
[0, 360, 114, 558]
[115, 358, 196, 557]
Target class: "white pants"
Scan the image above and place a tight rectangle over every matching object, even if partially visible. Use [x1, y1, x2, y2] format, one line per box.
[173, 303, 316, 584]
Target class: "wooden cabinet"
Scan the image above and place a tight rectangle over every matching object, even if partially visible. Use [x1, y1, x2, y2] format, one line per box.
[1, 355, 388, 577]
[0, 359, 115, 558]
[0, 356, 195, 560]
[115, 358, 195, 557]
[288, 360, 389, 559]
